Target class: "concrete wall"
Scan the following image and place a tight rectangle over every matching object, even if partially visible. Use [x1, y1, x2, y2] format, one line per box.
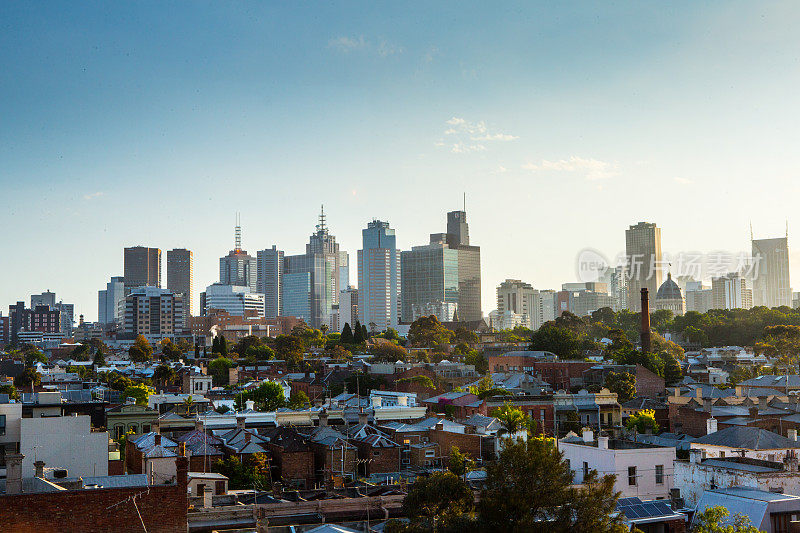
[20, 415, 108, 478]
[675, 461, 800, 507]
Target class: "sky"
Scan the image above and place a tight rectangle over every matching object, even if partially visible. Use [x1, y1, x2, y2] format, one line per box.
[3, 1, 800, 321]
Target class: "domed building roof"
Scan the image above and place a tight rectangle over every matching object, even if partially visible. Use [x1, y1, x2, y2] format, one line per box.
[656, 273, 682, 300]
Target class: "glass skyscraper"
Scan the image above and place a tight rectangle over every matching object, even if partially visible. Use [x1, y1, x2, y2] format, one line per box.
[257, 245, 284, 319]
[401, 243, 459, 322]
[358, 220, 401, 330]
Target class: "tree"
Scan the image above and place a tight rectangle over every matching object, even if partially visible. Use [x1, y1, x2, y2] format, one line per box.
[605, 371, 636, 403]
[407, 315, 454, 347]
[14, 368, 41, 389]
[401, 471, 475, 532]
[361, 323, 369, 341]
[479, 438, 626, 533]
[23, 349, 47, 368]
[153, 364, 177, 388]
[353, 320, 365, 344]
[382, 327, 401, 342]
[123, 383, 154, 406]
[129, 335, 153, 362]
[463, 351, 488, 374]
[371, 340, 409, 362]
[663, 353, 683, 385]
[212, 453, 271, 490]
[341, 322, 354, 344]
[626, 409, 660, 434]
[208, 357, 235, 387]
[454, 327, 479, 346]
[218, 333, 228, 356]
[92, 347, 106, 367]
[529, 324, 585, 359]
[691, 505, 763, 533]
[211, 336, 221, 354]
[448, 445, 475, 478]
[160, 339, 182, 360]
[494, 403, 530, 436]
[288, 391, 310, 409]
[326, 344, 352, 361]
[235, 335, 262, 356]
[236, 381, 286, 411]
[0, 384, 20, 400]
[275, 335, 304, 369]
[396, 375, 436, 390]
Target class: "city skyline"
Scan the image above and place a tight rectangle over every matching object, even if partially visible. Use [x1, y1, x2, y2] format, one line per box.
[4, 3, 800, 321]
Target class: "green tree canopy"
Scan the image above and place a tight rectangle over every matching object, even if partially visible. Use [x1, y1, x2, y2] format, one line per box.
[275, 335, 304, 369]
[401, 471, 475, 532]
[370, 340, 409, 362]
[408, 315, 455, 347]
[625, 409, 660, 434]
[13, 368, 41, 389]
[129, 335, 153, 362]
[341, 322, 354, 344]
[123, 383, 154, 406]
[208, 357, 235, 387]
[236, 381, 286, 411]
[448, 445, 476, 478]
[605, 371, 636, 403]
[691, 505, 763, 533]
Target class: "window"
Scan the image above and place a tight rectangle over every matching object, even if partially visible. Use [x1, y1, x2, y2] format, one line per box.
[425, 450, 436, 458]
[628, 466, 637, 486]
[0, 415, 5, 436]
[655, 464, 664, 484]
[719, 451, 725, 458]
[583, 462, 589, 479]
[769, 454, 776, 462]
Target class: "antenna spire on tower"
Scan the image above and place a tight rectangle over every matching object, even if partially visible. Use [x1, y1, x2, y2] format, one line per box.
[750, 221, 754, 241]
[317, 204, 327, 233]
[234, 212, 242, 252]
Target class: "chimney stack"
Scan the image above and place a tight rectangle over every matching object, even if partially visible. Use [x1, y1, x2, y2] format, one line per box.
[358, 409, 368, 426]
[318, 409, 329, 427]
[5, 453, 24, 494]
[706, 418, 718, 435]
[155, 433, 162, 446]
[789, 429, 798, 441]
[236, 415, 246, 430]
[582, 429, 594, 443]
[640, 288, 651, 354]
[34, 460, 45, 478]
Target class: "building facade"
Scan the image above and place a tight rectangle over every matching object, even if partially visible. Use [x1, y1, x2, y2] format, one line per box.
[257, 245, 284, 319]
[167, 248, 193, 321]
[219, 222, 257, 293]
[401, 242, 459, 323]
[201, 284, 264, 318]
[358, 220, 401, 331]
[752, 236, 791, 309]
[625, 222, 662, 312]
[124, 246, 161, 293]
[123, 286, 184, 340]
[98, 276, 125, 325]
[339, 287, 359, 330]
[496, 279, 539, 329]
[711, 272, 753, 310]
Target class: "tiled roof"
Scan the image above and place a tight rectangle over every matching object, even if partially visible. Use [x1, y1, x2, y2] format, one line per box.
[694, 427, 800, 450]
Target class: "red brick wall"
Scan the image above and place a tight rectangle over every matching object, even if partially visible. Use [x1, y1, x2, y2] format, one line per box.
[669, 404, 711, 437]
[269, 446, 315, 488]
[108, 459, 124, 476]
[634, 365, 665, 397]
[354, 442, 400, 475]
[429, 428, 488, 461]
[0, 457, 188, 533]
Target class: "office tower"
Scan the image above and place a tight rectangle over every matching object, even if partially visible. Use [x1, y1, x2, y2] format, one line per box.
[496, 279, 539, 329]
[257, 245, 284, 319]
[338, 251, 350, 292]
[283, 207, 342, 328]
[124, 246, 162, 293]
[685, 282, 713, 314]
[444, 210, 482, 321]
[202, 283, 265, 317]
[339, 287, 359, 329]
[610, 265, 628, 311]
[31, 291, 56, 309]
[123, 286, 183, 338]
[98, 276, 125, 324]
[220, 218, 257, 292]
[571, 290, 616, 317]
[625, 222, 662, 312]
[711, 273, 753, 310]
[358, 220, 401, 331]
[9, 301, 61, 344]
[538, 289, 557, 325]
[167, 249, 193, 322]
[752, 234, 791, 308]
[654, 273, 685, 315]
[401, 242, 459, 322]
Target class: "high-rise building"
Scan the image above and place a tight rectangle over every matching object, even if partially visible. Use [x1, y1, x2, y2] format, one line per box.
[202, 283, 264, 318]
[401, 242, 459, 322]
[220, 219, 257, 293]
[539, 289, 557, 325]
[98, 276, 125, 324]
[496, 279, 539, 329]
[257, 245, 284, 319]
[711, 273, 753, 310]
[338, 251, 350, 293]
[9, 302, 61, 344]
[358, 220, 401, 331]
[123, 286, 184, 339]
[29, 291, 74, 335]
[752, 235, 791, 308]
[339, 287, 359, 330]
[444, 210, 482, 321]
[124, 246, 161, 293]
[31, 291, 56, 309]
[625, 222, 662, 312]
[685, 282, 713, 314]
[609, 265, 628, 311]
[167, 249, 193, 322]
[283, 207, 342, 328]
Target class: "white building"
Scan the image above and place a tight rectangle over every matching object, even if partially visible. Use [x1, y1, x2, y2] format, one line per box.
[558, 430, 676, 500]
[495, 279, 540, 329]
[20, 414, 109, 478]
[489, 309, 528, 331]
[202, 283, 264, 318]
[0, 399, 22, 478]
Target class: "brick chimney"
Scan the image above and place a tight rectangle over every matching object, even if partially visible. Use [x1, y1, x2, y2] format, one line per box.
[34, 460, 45, 478]
[318, 409, 329, 427]
[706, 418, 718, 435]
[358, 410, 368, 426]
[155, 434, 162, 446]
[195, 419, 204, 432]
[5, 453, 24, 494]
[640, 288, 651, 354]
[236, 415, 247, 430]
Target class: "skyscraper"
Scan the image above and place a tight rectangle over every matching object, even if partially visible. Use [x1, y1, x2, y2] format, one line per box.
[219, 218, 257, 293]
[496, 279, 539, 329]
[124, 246, 161, 293]
[752, 234, 791, 308]
[257, 245, 284, 319]
[339, 287, 359, 329]
[167, 248, 193, 322]
[625, 222, 662, 312]
[283, 207, 342, 328]
[358, 220, 401, 331]
[442, 210, 482, 321]
[712, 272, 753, 310]
[401, 241, 459, 323]
[98, 276, 125, 324]
[123, 286, 183, 339]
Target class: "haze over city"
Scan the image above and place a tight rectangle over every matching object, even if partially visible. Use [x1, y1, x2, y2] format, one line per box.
[3, 1, 800, 321]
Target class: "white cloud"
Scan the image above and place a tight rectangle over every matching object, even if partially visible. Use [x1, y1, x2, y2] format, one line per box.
[523, 156, 618, 181]
[329, 36, 402, 57]
[674, 177, 694, 185]
[83, 191, 104, 200]
[328, 36, 367, 53]
[438, 117, 517, 153]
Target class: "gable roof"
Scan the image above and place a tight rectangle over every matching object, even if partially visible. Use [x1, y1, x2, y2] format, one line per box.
[693, 427, 800, 450]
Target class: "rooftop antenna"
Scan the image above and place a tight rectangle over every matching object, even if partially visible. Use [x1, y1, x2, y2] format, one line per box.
[317, 204, 327, 233]
[750, 221, 754, 241]
[234, 213, 242, 252]
[463, 192, 466, 212]
[787, 219, 789, 239]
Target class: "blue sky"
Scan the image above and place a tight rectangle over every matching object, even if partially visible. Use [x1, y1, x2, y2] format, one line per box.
[3, 2, 800, 320]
